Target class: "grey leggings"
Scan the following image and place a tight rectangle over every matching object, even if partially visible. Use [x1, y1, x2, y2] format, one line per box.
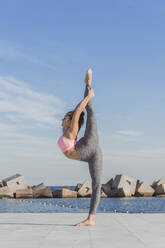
[75, 86, 103, 215]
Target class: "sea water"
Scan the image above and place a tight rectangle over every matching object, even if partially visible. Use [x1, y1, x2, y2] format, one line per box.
[0, 186, 165, 213]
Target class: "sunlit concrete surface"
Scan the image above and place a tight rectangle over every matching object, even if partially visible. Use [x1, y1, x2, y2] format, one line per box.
[0, 213, 165, 248]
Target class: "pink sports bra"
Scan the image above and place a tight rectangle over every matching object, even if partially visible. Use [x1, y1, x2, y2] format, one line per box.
[58, 135, 77, 153]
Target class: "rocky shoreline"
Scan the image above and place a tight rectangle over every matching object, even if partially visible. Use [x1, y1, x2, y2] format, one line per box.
[0, 173, 165, 199]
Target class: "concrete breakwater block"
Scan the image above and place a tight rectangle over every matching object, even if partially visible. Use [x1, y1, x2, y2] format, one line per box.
[155, 184, 165, 195]
[0, 186, 14, 198]
[100, 190, 107, 198]
[32, 183, 53, 198]
[53, 188, 77, 198]
[77, 181, 92, 197]
[111, 175, 137, 197]
[35, 187, 53, 198]
[111, 184, 132, 197]
[106, 178, 114, 186]
[101, 177, 114, 197]
[75, 183, 83, 192]
[2, 174, 28, 193]
[32, 183, 46, 191]
[75, 183, 108, 197]
[0, 174, 28, 198]
[151, 178, 165, 196]
[152, 178, 165, 189]
[15, 187, 33, 198]
[101, 184, 111, 197]
[135, 181, 155, 197]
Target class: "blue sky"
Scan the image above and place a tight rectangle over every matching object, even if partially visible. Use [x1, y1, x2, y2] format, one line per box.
[0, 0, 165, 185]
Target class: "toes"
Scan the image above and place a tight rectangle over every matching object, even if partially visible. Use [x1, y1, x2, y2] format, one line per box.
[75, 222, 84, 226]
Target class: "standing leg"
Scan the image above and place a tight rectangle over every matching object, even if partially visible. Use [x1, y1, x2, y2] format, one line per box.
[88, 146, 103, 215]
[75, 146, 103, 226]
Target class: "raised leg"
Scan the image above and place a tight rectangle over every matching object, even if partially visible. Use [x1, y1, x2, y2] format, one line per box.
[83, 68, 98, 142]
[75, 85, 99, 161]
[84, 85, 98, 140]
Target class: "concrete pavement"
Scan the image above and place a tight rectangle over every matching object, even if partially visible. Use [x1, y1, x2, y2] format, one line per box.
[0, 213, 164, 248]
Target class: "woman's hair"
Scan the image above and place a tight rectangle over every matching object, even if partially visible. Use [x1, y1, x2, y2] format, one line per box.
[66, 110, 85, 132]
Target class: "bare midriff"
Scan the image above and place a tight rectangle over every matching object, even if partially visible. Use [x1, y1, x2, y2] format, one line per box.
[64, 146, 81, 160]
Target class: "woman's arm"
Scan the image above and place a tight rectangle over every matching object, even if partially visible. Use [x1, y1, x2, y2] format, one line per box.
[68, 88, 94, 138]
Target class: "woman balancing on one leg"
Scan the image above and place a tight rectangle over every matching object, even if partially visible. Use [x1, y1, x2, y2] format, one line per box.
[58, 68, 103, 226]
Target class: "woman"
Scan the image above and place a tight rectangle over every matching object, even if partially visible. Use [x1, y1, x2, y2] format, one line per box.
[58, 68, 103, 226]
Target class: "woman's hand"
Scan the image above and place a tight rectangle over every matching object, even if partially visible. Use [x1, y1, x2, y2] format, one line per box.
[87, 87, 95, 99]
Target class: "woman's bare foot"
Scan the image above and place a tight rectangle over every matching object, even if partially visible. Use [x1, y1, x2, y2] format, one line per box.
[75, 218, 95, 227]
[84, 68, 92, 86]
[75, 214, 95, 227]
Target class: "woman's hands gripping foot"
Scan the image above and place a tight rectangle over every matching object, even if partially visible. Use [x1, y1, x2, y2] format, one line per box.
[87, 87, 95, 99]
